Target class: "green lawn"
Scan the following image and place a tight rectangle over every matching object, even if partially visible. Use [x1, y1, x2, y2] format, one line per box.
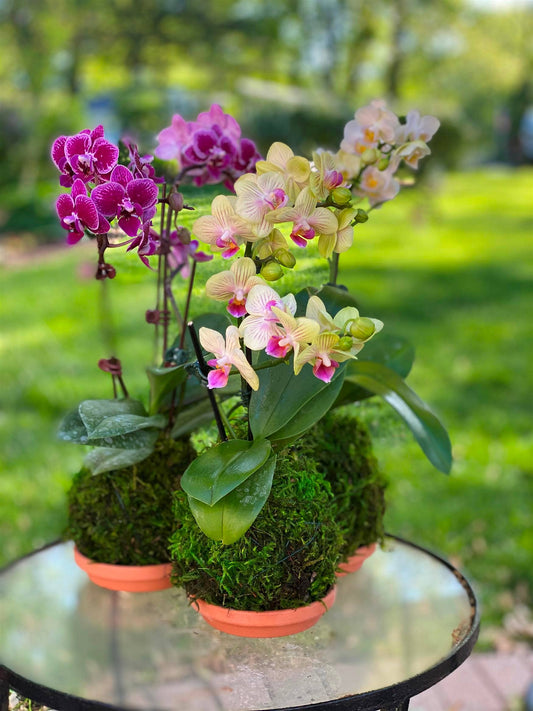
[1, 169, 532, 647]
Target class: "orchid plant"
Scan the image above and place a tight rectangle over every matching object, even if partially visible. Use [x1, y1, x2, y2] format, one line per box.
[55, 101, 450, 547]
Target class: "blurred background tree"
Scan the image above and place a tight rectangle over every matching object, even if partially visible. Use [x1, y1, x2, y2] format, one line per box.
[1, 0, 533, 244]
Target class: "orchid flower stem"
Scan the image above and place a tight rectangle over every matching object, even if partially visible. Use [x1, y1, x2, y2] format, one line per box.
[155, 185, 167, 363]
[179, 259, 197, 349]
[219, 406, 236, 440]
[162, 204, 174, 359]
[244, 241, 253, 260]
[329, 252, 340, 286]
[187, 321, 227, 442]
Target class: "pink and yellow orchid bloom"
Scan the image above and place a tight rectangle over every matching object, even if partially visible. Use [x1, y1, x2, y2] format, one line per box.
[199, 325, 259, 391]
[266, 306, 320, 360]
[310, 151, 344, 202]
[255, 142, 311, 202]
[205, 257, 264, 317]
[192, 195, 252, 258]
[239, 284, 296, 350]
[269, 187, 338, 248]
[234, 172, 289, 238]
[317, 207, 357, 259]
[294, 333, 345, 383]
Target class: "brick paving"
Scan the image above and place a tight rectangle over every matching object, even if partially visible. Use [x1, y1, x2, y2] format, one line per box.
[411, 652, 533, 711]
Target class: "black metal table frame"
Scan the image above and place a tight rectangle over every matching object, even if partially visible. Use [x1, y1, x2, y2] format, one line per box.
[0, 535, 480, 711]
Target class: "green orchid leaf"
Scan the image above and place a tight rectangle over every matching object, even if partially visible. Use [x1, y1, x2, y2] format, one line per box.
[187, 453, 276, 544]
[87, 413, 167, 439]
[58, 408, 90, 444]
[343, 361, 452, 474]
[78, 399, 147, 438]
[170, 397, 215, 439]
[146, 363, 189, 414]
[84, 446, 154, 475]
[181, 438, 271, 506]
[249, 355, 346, 440]
[360, 334, 415, 379]
[335, 336, 416, 406]
[86, 427, 162, 451]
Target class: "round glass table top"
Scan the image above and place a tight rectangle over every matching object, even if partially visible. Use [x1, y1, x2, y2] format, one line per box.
[0, 537, 479, 711]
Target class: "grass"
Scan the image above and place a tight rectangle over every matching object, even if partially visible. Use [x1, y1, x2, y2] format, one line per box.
[1, 169, 532, 647]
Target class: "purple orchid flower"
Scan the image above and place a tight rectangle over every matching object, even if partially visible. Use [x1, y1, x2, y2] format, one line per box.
[52, 126, 119, 187]
[168, 229, 213, 278]
[126, 224, 160, 268]
[123, 137, 163, 182]
[55, 179, 106, 244]
[181, 125, 239, 185]
[91, 165, 159, 238]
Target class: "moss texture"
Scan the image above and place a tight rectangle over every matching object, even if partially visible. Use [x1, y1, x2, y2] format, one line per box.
[301, 410, 387, 559]
[67, 436, 195, 565]
[170, 447, 343, 611]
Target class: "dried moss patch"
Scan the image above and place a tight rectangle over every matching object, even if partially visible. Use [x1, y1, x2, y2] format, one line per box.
[67, 436, 195, 565]
[170, 448, 343, 611]
[300, 410, 387, 559]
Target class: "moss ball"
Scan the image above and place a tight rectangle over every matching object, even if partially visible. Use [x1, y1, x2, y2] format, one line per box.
[67, 436, 195, 565]
[170, 447, 343, 611]
[300, 410, 387, 559]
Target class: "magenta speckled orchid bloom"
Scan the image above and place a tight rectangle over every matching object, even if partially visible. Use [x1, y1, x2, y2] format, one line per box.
[91, 165, 159, 237]
[55, 179, 105, 244]
[52, 126, 119, 187]
[168, 229, 213, 278]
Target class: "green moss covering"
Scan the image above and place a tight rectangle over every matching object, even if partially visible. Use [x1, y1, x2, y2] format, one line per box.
[67, 436, 195, 565]
[301, 410, 387, 559]
[170, 447, 343, 611]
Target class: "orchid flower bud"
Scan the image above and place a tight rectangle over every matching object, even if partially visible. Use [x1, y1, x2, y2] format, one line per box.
[331, 187, 352, 206]
[349, 317, 376, 340]
[354, 209, 369, 223]
[168, 191, 184, 212]
[260, 261, 284, 281]
[337, 336, 354, 351]
[274, 249, 296, 268]
[361, 148, 379, 164]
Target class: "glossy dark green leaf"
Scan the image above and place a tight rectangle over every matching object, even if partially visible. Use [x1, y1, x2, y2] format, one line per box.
[85, 427, 161, 450]
[249, 356, 346, 440]
[88, 413, 167, 439]
[170, 397, 215, 438]
[146, 363, 189, 414]
[181, 438, 272, 506]
[78, 399, 147, 437]
[335, 336, 416, 406]
[58, 408, 90, 444]
[344, 361, 452, 474]
[84, 446, 154, 475]
[187, 453, 276, 544]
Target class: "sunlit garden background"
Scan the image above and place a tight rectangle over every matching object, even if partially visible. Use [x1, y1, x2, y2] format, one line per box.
[1, 0, 532, 650]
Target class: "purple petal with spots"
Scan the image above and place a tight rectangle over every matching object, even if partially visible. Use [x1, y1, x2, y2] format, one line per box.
[93, 138, 119, 174]
[51, 136, 67, 169]
[65, 133, 90, 165]
[90, 125, 104, 141]
[118, 214, 142, 237]
[192, 129, 217, 159]
[91, 182, 125, 217]
[95, 213, 111, 234]
[71, 179, 87, 200]
[75, 195, 99, 231]
[56, 193, 74, 220]
[110, 165, 133, 188]
[127, 179, 159, 210]
[66, 230, 85, 245]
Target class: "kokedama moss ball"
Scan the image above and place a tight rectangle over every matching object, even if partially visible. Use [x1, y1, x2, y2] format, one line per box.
[67, 436, 195, 565]
[300, 410, 387, 560]
[170, 448, 344, 611]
